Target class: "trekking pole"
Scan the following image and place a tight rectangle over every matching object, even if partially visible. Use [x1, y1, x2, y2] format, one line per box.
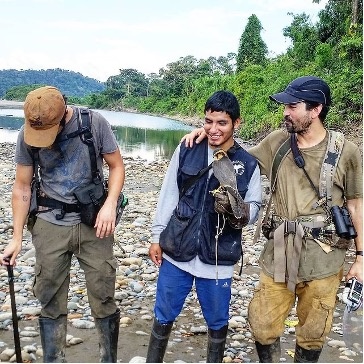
[4, 257, 23, 363]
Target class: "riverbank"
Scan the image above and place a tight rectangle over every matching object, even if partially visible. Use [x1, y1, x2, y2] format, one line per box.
[1, 99, 361, 151]
[0, 142, 362, 363]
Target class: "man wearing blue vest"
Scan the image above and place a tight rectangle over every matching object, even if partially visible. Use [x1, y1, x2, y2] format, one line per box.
[146, 90, 261, 362]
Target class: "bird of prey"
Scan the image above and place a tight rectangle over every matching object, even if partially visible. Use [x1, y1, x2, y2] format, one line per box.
[211, 148, 245, 218]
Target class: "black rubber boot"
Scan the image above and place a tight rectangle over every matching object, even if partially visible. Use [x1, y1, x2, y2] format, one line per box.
[294, 344, 322, 363]
[95, 309, 120, 362]
[255, 338, 281, 362]
[146, 318, 173, 363]
[38, 315, 67, 363]
[206, 325, 228, 363]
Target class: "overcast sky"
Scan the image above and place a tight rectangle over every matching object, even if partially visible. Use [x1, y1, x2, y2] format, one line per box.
[1, 0, 328, 82]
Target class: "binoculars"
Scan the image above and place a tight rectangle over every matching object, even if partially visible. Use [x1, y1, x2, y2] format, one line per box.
[331, 205, 357, 239]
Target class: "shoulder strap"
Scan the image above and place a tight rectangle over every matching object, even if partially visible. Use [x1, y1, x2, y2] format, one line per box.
[270, 137, 291, 192]
[78, 108, 101, 183]
[31, 146, 41, 185]
[317, 130, 345, 208]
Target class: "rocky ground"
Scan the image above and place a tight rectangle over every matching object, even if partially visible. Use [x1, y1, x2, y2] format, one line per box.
[0, 139, 362, 363]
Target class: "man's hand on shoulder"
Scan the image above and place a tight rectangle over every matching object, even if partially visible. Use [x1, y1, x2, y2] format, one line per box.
[180, 128, 206, 148]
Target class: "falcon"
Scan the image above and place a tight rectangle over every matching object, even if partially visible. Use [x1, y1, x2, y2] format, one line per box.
[212, 148, 245, 218]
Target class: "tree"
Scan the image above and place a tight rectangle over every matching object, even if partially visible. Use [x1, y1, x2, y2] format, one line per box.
[236, 14, 268, 73]
[105, 69, 148, 99]
[283, 13, 320, 67]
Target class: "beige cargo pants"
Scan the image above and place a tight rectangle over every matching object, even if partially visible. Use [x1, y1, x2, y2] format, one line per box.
[248, 269, 343, 350]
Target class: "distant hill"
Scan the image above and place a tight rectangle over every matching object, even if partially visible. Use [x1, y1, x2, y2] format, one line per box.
[0, 68, 105, 98]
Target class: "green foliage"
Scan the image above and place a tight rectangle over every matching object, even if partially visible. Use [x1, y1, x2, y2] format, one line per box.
[236, 14, 268, 73]
[283, 13, 320, 67]
[106, 69, 148, 98]
[0, 69, 104, 98]
[4, 84, 46, 100]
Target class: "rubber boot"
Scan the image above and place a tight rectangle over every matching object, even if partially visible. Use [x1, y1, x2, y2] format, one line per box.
[255, 338, 281, 363]
[95, 309, 120, 363]
[294, 344, 322, 363]
[146, 318, 173, 363]
[38, 315, 67, 363]
[206, 325, 228, 363]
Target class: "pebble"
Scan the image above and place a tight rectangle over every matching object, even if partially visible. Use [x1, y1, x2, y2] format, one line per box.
[0, 143, 361, 363]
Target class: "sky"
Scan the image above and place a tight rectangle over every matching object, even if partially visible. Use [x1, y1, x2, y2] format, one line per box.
[1, 0, 329, 82]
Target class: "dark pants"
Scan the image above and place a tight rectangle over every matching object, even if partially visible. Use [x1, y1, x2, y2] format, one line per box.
[32, 218, 118, 319]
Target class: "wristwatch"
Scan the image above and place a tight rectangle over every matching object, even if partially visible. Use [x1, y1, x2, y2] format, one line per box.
[356, 251, 363, 256]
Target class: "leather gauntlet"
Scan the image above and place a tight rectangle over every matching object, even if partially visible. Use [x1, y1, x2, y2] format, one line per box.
[212, 188, 250, 229]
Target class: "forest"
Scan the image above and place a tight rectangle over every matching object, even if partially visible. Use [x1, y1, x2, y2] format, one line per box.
[2, 0, 362, 139]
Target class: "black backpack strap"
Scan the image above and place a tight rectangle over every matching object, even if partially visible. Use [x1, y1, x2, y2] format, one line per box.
[30, 146, 41, 194]
[78, 108, 101, 184]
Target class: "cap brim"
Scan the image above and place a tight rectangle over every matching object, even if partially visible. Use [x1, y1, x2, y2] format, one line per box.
[24, 121, 60, 147]
[269, 92, 302, 104]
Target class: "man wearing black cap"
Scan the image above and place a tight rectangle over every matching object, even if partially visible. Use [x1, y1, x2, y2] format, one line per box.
[182, 76, 362, 362]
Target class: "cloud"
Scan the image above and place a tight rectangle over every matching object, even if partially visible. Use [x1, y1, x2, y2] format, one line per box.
[0, 0, 328, 81]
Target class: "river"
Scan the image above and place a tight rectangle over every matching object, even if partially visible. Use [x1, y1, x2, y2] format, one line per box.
[0, 107, 193, 162]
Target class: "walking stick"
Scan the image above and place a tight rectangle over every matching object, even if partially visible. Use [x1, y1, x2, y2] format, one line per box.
[5, 257, 22, 363]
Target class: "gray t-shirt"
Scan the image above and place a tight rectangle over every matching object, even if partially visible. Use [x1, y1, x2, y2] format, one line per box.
[15, 106, 119, 226]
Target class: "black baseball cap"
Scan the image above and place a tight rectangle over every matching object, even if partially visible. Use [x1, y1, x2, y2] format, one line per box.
[270, 76, 331, 106]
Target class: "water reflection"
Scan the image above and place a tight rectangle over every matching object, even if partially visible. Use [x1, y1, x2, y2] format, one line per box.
[113, 126, 191, 161]
[0, 109, 193, 161]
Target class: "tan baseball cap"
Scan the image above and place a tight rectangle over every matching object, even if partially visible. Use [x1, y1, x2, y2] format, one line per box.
[24, 86, 66, 147]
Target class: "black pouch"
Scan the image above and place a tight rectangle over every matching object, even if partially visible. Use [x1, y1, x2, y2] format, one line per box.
[74, 182, 106, 226]
[262, 217, 274, 239]
[29, 177, 39, 215]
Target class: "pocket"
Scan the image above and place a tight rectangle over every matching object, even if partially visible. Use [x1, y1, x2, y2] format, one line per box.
[160, 209, 193, 257]
[208, 228, 242, 263]
[89, 259, 117, 302]
[296, 297, 334, 340]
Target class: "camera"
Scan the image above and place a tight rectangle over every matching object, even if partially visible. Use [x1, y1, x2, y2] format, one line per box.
[331, 206, 357, 239]
[342, 278, 363, 311]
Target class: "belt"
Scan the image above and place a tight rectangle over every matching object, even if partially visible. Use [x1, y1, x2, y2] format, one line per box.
[37, 196, 81, 213]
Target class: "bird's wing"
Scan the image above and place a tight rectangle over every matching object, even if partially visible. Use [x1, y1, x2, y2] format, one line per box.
[212, 148, 245, 218]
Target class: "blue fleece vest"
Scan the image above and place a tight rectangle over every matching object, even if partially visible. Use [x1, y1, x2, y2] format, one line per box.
[160, 139, 258, 265]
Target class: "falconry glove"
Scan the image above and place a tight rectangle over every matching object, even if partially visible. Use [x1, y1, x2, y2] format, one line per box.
[212, 186, 250, 229]
[211, 148, 250, 229]
[213, 186, 233, 215]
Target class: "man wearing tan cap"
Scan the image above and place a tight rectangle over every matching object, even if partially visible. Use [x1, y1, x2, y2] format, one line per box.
[0, 86, 125, 362]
